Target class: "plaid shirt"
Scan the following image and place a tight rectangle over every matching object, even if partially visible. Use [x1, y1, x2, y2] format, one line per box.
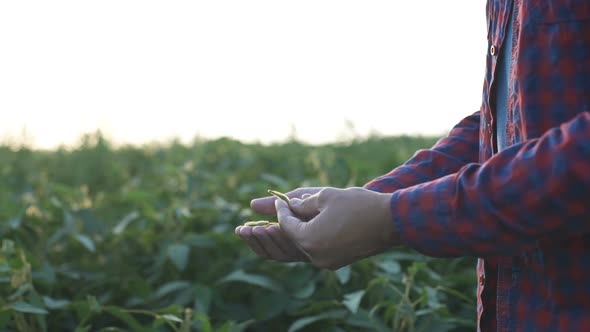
[364, 0, 590, 331]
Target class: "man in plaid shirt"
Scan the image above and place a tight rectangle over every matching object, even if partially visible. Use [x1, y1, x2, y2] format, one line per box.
[236, 0, 590, 330]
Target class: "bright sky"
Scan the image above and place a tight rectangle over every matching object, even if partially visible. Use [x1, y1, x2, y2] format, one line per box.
[0, 1, 487, 149]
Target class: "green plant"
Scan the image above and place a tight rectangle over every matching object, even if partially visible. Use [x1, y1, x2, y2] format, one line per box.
[0, 133, 475, 331]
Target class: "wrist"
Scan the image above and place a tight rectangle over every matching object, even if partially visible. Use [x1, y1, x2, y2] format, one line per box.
[376, 192, 399, 248]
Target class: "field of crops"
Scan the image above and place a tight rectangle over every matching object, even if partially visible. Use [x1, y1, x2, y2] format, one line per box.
[0, 133, 476, 331]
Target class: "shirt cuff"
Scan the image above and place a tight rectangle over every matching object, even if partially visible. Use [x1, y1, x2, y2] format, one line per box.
[389, 177, 466, 258]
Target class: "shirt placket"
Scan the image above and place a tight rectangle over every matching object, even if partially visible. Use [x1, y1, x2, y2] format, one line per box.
[480, 1, 515, 331]
[493, 2, 515, 331]
[506, 0, 522, 148]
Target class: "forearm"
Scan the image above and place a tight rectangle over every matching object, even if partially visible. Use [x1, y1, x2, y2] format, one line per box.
[391, 112, 590, 258]
[365, 111, 481, 193]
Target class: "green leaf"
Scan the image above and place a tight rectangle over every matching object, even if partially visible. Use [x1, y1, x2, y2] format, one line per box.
[215, 320, 253, 332]
[424, 286, 443, 309]
[167, 244, 190, 271]
[342, 290, 365, 314]
[224, 319, 255, 332]
[154, 281, 192, 299]
[252, 291, 289, 320]
[8, 217, 22, 229]
[159, 314, 182, 323]
[219, 270, 283, 292]
[104, 306, 144, 331]
[87, 295, 101, 313]
[376, 260, 401, 274]
[293, 300, 341, 317]
[153, 308, 185, 328]
[287, 309, 348, 332]
[74, 325, 92, 332]
[8, 284, 31, 300]
[9, 301, 48, 315]
[43, 296, 70, 309]
[345, 309, 390, 332]
[0, 312, 11, 331]
[34, 262, 57, 285]
[384, 251, 427, 262]
[184, 233, 216, 248]
[113, 211, 139, 235]
[194, 312, 213, 332]
[64, 212, 75, 231]
[1, 239, 15, 253]
[193, 284, 212, 314]
[153, 304, 184, 315]
[334, 265, 351, 284]
[47, 228, 68, 248]
[75, 234, 96, 253]
[174, 207, 191, 219]
[292, 281, 316, 299]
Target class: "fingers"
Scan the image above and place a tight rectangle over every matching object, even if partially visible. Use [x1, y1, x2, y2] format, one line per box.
[264, 225, 309, 261]
[250, 187, 323, 215]
[247, 226, 291, 262]
[235, 226, 271, 259]
[289, 193, 322, 219]
[285, 187, 322, 199]
[243, 187, 324, 262]
[275, 199, 307, 243]
[255, 225, 308, 261]
[235, 224, 307, 262]
[250, 196, 276, 215]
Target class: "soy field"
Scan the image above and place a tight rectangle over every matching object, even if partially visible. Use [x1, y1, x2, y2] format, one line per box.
[0, 133, 476, 331]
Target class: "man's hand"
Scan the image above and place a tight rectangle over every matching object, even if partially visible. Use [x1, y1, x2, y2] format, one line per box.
[234, 187, 323, 263]
[279, 187, 398, 270]
[236, 187, 399, 270]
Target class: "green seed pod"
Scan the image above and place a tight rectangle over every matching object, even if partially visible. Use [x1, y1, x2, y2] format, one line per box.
[243, 221, 280, 228]
[244, 220, 270, 227]
[268, 189, 290, 206]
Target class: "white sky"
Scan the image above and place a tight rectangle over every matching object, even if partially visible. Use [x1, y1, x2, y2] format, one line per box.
[0, 1, 487, 149]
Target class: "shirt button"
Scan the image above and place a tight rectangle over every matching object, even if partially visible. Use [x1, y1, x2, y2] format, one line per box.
[490, 45, 497, 56]
[479, 274, 485, 286]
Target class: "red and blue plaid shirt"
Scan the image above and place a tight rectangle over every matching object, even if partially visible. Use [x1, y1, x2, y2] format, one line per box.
[364, 0, 590, 331]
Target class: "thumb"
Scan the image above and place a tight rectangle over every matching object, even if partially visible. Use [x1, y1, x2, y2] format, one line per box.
[275, 199, 307, 242]
[289, 193, 321, 219]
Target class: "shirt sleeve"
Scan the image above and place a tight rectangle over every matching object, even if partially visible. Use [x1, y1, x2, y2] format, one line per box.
[364, 111, 481, 193]
[391, 111, 590, 258]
